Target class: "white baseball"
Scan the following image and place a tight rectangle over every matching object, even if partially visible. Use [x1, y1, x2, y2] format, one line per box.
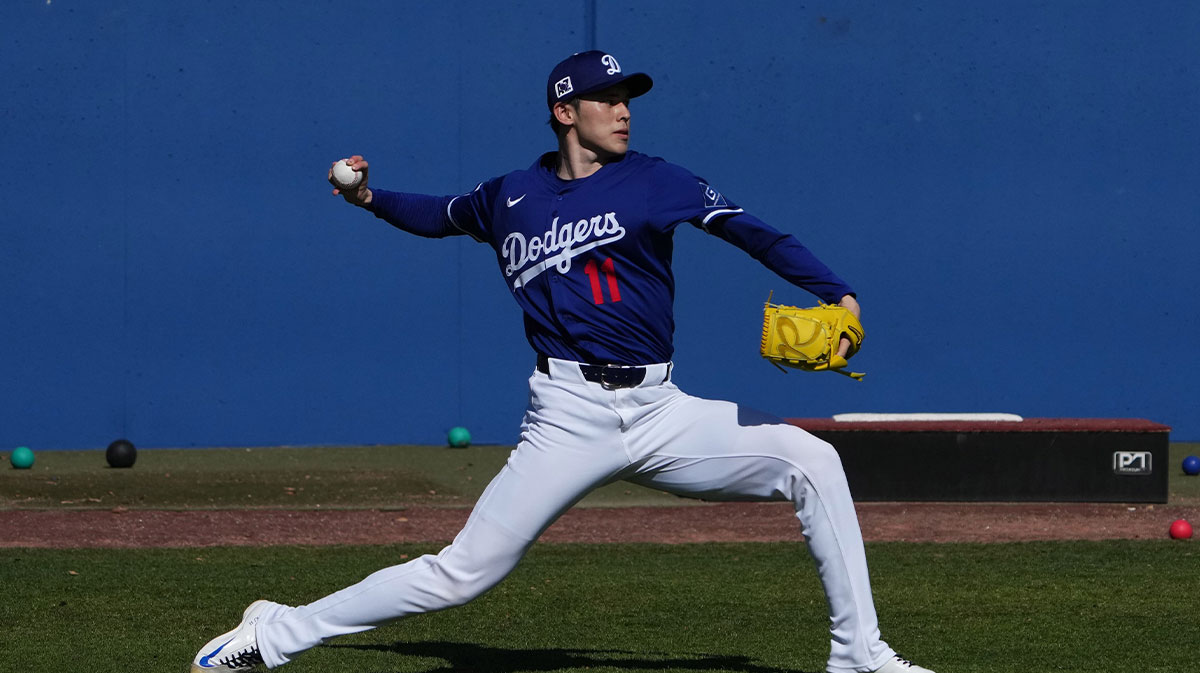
[331, 160, 362, 190]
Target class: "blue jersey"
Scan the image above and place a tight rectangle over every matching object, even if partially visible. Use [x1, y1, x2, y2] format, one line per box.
[367, 151, 853, 365]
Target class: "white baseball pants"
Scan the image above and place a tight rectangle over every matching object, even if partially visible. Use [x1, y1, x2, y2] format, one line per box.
[254, 358, 897, 673]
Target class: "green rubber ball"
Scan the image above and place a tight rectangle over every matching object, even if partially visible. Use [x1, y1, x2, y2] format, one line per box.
[447, 426, 472, 448]
[10, 446, 35, 469]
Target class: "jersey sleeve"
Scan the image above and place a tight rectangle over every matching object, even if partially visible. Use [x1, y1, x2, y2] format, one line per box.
[648, 160, 747, 234]
[445, 177, 504, 242]
[365, 190, 458, 238]
[649, 161, 855, 304]
[701, 210, 855, 303]
[365, 177, 502, 243]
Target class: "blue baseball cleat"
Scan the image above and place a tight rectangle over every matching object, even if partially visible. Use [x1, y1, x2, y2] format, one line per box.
[191, 600, 269, 672]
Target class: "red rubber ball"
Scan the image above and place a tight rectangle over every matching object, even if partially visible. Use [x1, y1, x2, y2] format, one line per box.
[1169, 519, 1192, 540]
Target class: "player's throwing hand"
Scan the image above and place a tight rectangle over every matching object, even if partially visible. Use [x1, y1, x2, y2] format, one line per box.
[329, 155, 372, 205]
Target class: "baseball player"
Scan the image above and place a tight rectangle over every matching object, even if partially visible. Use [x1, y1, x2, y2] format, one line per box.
[191, 50, 937, 673]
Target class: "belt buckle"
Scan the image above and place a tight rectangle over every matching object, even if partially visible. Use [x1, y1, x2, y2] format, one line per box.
[599, 364, 642, 390]
[600, 364, 623, 390]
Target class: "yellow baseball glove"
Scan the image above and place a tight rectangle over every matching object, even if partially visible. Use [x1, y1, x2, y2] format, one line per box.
[760, 296, 865, 380]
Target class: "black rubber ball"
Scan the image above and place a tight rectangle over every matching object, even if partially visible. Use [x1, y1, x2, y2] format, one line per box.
[106, 439, 137, 468]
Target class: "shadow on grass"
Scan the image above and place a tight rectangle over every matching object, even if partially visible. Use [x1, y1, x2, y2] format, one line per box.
[331, 640, 815, 673]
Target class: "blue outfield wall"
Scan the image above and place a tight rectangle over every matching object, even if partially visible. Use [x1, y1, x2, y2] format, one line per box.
[2, 1, 1198, 448]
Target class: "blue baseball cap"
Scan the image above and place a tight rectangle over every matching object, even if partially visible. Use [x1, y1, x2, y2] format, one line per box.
[546, 50, 653, 108]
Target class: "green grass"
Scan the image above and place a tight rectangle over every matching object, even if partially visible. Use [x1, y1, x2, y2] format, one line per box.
[4, 442, 1197, 511]
[2, 444, 1197, 672]
[1, 541, 1196, 673]
[0, 445, 690, 510]
[1168, 442, 1200, 504]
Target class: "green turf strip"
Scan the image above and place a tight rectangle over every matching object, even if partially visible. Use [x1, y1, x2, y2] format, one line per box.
[2, 541, 1195, 673]
[0, 445, 691, 510]
[4, 442, 1197, 510]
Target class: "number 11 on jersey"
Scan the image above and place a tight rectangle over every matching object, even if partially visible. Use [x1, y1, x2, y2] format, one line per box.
[584, 257, 621, 305]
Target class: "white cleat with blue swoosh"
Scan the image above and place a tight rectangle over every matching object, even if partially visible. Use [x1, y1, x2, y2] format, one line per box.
[191, 600, 269, 672]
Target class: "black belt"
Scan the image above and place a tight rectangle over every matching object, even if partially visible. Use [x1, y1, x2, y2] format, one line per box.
[536, 354, 651, 389]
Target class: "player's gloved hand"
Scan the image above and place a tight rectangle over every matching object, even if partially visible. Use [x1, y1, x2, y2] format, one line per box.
[329, 155, 373, 206]
[836, 294, 860, 360]
[760, 294, 865, 380]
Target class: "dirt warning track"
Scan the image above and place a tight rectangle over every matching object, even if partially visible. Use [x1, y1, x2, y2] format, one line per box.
[3, 501, 1195, 548]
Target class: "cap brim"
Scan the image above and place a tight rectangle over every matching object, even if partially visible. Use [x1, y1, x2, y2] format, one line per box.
[622, 73, 654, 98]
[573, 72, 654, 101]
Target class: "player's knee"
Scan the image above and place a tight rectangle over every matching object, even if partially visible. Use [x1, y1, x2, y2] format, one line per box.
[768, 428, 839, 469]
[773, 432, 846, 488]
[425, 558, 507, 606]
[755, 432, 848, 502]
[441, 577, 497, 605]
[802, 437, 850, 489]
[810, 436, 844, 468]
[427, 541, 525, 606]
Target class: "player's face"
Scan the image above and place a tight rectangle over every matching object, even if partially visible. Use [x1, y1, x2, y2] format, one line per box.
[571, 85, 632, 159]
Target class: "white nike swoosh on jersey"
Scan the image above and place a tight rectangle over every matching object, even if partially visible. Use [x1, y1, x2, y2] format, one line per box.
[506, 194, 526, 207]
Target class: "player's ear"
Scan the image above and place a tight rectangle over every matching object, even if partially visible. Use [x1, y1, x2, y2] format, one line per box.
[551, 100, 576, 127]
